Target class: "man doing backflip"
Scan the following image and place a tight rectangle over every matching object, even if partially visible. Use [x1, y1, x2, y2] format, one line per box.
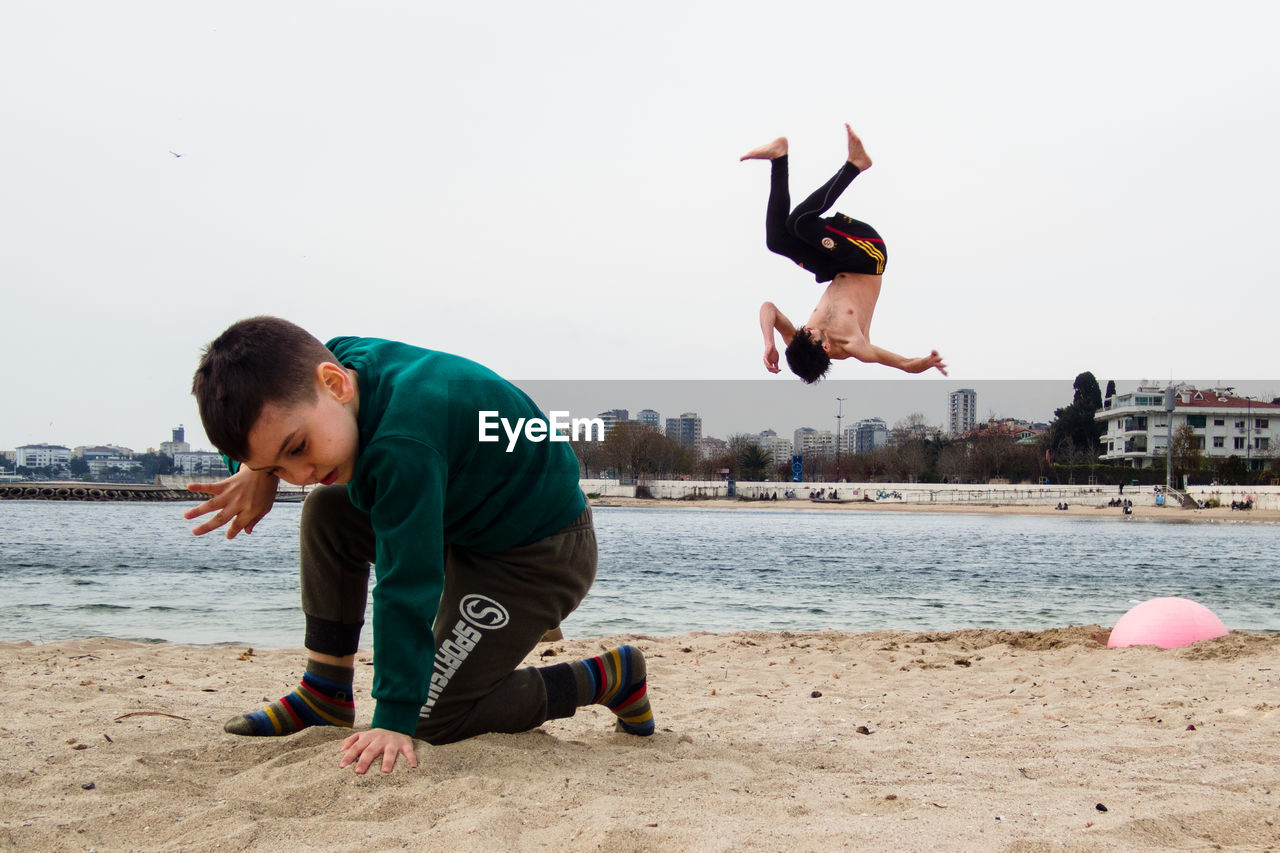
[744, 124, 947, 383]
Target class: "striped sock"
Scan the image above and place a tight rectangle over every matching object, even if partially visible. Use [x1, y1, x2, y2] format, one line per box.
[223, 659, 355, 737]
[571, 645, 654, 736]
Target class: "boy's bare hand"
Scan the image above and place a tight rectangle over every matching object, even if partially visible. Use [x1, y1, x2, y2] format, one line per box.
[340, 728, 419, 775]
[184, 467, 279, 538]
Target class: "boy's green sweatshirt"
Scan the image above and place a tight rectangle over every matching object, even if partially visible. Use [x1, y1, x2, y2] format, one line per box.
[327, 336, 585, 736]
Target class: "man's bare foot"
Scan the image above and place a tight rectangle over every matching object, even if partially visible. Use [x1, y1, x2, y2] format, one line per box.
[845, 123, 872, 171]
[740, 137, 787, 161]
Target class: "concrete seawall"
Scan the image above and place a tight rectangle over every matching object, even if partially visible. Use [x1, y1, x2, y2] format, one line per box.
[7, 478, 1276, 509]
[0, 477, 308, 502]
[580, 479, 1280, 510]
[0, 482, 198, 502]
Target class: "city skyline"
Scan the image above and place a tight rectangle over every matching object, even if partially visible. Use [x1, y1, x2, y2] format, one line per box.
[9, 378, 1278, 460]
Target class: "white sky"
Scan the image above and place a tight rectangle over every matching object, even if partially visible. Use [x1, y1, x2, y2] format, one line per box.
[4, 1, 1279, 452]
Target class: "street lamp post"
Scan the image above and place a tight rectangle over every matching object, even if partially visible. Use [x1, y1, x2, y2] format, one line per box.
[835, 397, 846, 482]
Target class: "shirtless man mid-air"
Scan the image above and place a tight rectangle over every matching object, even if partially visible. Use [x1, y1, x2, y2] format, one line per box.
[743, 124, 947, 382]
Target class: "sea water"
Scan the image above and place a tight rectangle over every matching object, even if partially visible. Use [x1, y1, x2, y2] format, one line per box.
[0, 501, 1275, 647]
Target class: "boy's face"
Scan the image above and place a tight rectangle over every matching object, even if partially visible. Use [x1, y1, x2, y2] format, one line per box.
[241, 363, 360, 487]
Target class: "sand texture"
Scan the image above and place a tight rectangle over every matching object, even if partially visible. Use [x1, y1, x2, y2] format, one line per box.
[2, 629, 1278, 851]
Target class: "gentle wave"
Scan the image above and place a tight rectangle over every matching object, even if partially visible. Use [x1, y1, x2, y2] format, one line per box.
[0, 501, 1277, 646]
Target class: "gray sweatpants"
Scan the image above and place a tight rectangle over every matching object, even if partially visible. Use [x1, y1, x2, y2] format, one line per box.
[297, 484, 597, 744]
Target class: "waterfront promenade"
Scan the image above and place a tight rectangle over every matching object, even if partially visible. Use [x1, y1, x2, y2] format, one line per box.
[4, 478, 1277, 518]
[583, 478, 1280, 515]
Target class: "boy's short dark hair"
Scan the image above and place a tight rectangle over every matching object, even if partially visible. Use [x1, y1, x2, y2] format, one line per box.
[192, 316, 339, 461]
[785, 328, 832, 384]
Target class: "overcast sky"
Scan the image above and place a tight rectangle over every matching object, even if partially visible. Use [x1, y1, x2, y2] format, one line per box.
[4, 1, 1278, 453]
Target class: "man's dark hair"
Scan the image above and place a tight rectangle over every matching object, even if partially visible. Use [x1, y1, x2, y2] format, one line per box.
[785, 328, 832, 384]
[192, 316, 339, 460]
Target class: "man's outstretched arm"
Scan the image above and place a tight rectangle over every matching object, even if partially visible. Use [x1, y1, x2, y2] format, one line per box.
[759, 302, 796, 374]
[847, 340, 948, 375]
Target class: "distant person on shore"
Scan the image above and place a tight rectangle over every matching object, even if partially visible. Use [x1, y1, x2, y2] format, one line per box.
[184, 317, 653, 775]
[743, 123, 947, 383]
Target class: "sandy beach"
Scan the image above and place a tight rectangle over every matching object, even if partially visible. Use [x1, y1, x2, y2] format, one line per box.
[591, 496, 1280, 524]
[2, 629, 1277, 851]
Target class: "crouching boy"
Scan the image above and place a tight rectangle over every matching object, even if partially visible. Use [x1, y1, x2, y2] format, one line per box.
[186, 316, 652, 774]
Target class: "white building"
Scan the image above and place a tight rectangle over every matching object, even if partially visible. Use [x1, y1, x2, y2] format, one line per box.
[88, 457, 142, 478]
[949, 388, 977, 437]
[695, 435, 728, 460]
[16, 444, 72, 469]
[792, 427, 816, 454]
[666, 413, 702, 450]
[755, 431, 793, 466]
[1097, 385, 1280, 470]
[792, 427, 837, 458]
[174, 451, 232, 476]
[160, 425, 191, 457]
[595, 409, 629, 437]
[853, 417, 889, 454]
[75, 444, 133, 460]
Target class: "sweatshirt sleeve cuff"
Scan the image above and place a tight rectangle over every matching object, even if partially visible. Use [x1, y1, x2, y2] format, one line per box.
[371, 700, 423, 736]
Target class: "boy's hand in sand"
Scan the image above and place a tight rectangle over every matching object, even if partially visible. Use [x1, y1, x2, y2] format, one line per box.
[340, 728, 419, 775]
[184, 466, 279, 538]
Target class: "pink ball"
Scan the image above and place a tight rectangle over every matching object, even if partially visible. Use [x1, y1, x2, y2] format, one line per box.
[1108, 597, 1228, 649]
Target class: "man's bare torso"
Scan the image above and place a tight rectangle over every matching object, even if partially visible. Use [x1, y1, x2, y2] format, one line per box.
[805, 272, 883, 359]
